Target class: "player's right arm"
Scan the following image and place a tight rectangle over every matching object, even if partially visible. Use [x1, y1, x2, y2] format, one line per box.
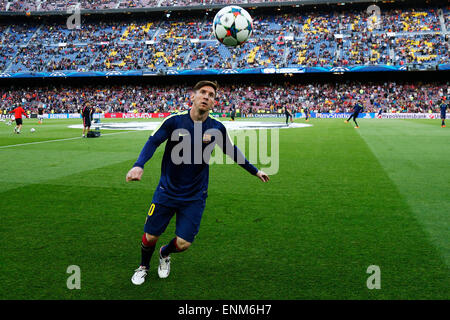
[126, 115, 175, 182]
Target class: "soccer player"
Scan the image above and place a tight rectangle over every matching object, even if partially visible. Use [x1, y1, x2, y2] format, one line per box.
[345, 101, 363, 128]
[127, 80, 270, 285]
[9, 104, 29, 134]
[37, 103, 45, 124]
[304, 106, 310, 122]
[377, 107, 383, 119]
[81, 101, 93, 137]
[439, 97, 447, 128]
[284, 106, 293, 126]
[5, 107, 14, 125]
[230, 104, 236, 121]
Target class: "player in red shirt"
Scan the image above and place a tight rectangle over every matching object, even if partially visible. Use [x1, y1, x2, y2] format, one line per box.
[9, 105, 29, 134]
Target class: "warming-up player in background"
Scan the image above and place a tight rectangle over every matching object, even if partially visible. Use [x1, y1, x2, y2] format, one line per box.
[345, 101, 364, 128]
[304, 106, 310, 122]
[81, 101, 93, 137]
[37, 103, 45, 124]
[284, 106, 293, 126]
[230, 104, 236, 121]
[439, 97, 447, 128]
[9, 104, 29, 134]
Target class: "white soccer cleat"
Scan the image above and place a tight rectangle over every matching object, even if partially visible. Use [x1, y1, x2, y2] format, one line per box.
[158, 249, 171, 279]
[131, 266, 148, 285]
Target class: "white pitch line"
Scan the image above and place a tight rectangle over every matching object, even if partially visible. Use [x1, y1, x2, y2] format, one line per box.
[0, 131, 136, 149]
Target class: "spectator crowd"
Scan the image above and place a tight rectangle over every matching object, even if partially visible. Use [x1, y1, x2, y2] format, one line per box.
[0, 7, 449, 73]
[1, 82, 448, 115]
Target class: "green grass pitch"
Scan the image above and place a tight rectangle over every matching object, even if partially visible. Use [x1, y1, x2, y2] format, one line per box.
[0, 117, 448, 300]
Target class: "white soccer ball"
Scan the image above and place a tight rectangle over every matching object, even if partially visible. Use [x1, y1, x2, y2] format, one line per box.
[213, 6, 253, 47]
[30, 128, 35, 133]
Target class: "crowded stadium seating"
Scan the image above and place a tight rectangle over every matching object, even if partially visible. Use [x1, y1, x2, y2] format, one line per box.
[1, 82, 448, 115]
[0, 6, 448, 73]
[0, 2, 448, 116]
[3, 1, 293, 12]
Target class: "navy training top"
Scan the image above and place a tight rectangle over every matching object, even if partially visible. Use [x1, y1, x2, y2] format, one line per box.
[133, 110, 259, 202]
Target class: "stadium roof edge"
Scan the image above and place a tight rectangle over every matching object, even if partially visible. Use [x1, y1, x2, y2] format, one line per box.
[0, 0, 440, 17]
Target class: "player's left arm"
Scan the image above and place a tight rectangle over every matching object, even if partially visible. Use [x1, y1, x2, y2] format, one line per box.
[218, 124, 269, 183]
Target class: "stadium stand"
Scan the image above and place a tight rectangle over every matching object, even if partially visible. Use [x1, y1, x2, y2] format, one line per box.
[1, 1, 268, 12]
[0, 1, 448, 117]
[0, 6, 448, 73]
[1, 82, 448, 115]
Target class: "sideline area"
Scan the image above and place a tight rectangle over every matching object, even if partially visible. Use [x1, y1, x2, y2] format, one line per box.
[68, 120, 313, 131]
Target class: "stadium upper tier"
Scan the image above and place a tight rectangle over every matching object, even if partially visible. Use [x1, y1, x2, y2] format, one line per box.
[2, 1, 332, 12]
[0, 8, 449, 74]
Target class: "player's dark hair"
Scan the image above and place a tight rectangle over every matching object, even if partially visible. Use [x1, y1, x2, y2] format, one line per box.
[193, 80, 219, 95]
